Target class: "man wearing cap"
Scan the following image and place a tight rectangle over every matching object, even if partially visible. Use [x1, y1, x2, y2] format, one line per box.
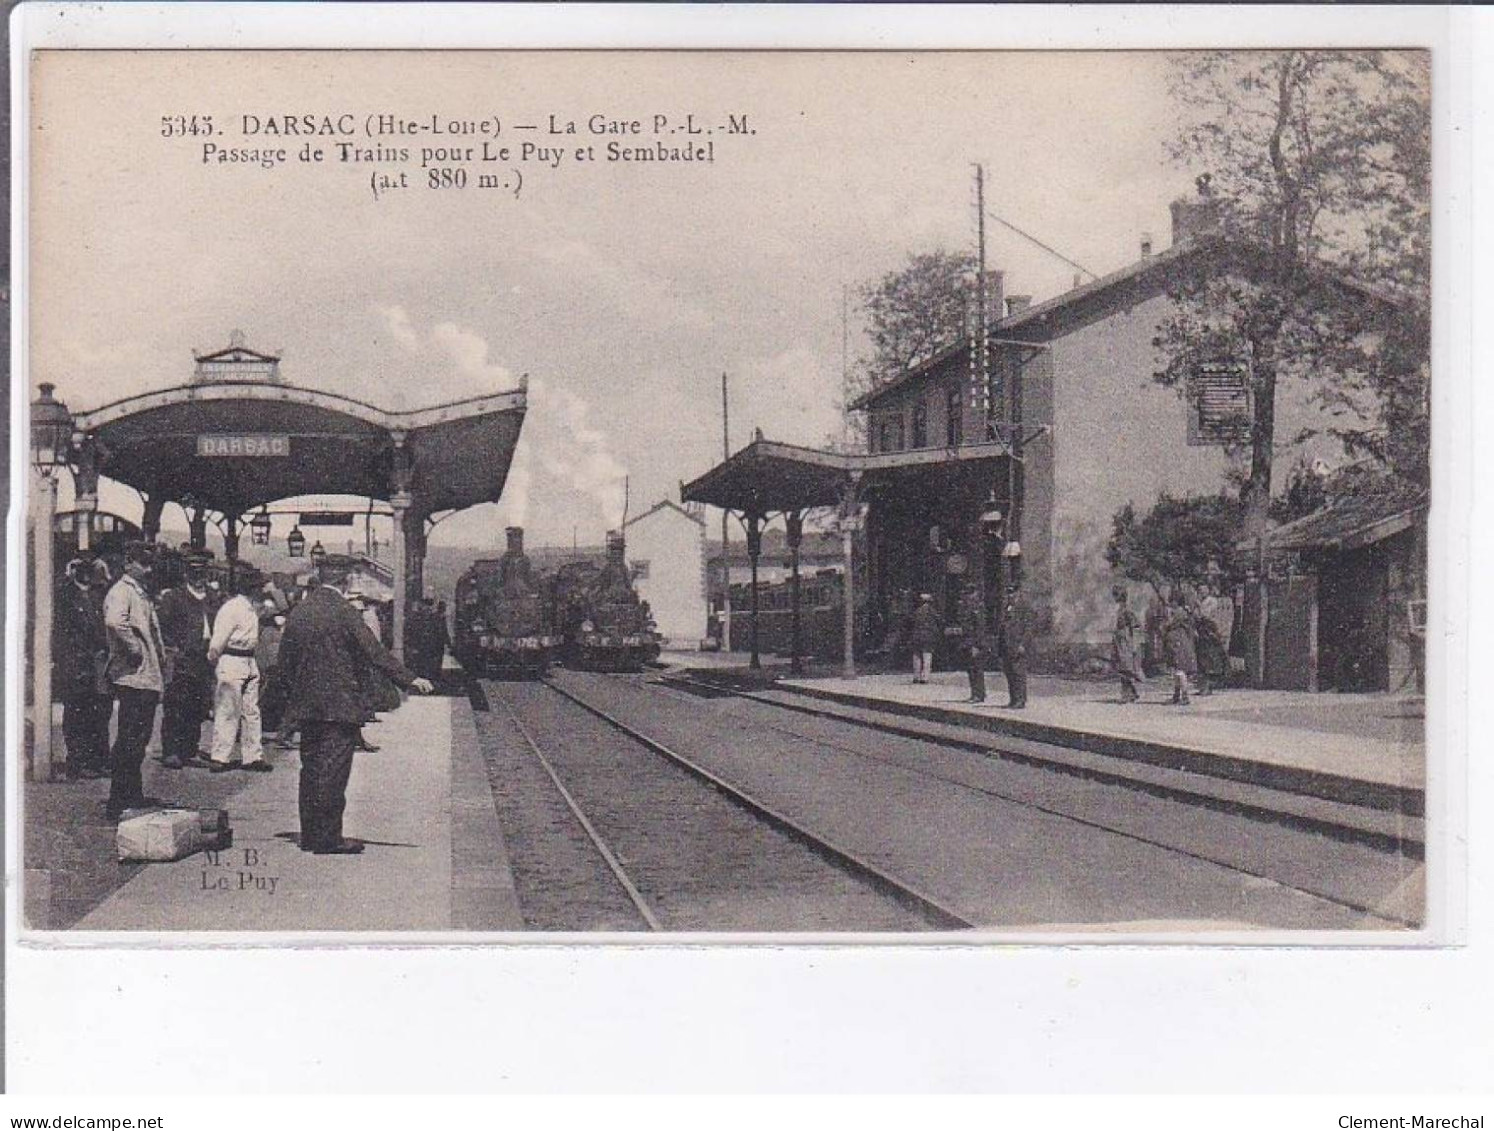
[270, 560, 433, 855]
[206, 571, 270, 773]
[998, 585, 1034, 709]
[55, 558, 112, 779]
[157, 554, 216, 769]
[102, 543, 169, 818]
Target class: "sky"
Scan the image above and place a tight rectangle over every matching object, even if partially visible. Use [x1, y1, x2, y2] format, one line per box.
[30, 49, 1196, 553]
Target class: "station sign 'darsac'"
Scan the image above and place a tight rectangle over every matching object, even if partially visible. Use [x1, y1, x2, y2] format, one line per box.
[196, 434, 291, 458]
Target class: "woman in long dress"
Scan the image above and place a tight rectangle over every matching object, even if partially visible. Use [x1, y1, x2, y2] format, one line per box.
[1163, 588, 1199, 706]
[1111, 584, 1143, 703]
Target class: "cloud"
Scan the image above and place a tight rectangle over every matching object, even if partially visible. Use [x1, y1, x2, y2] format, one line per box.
[376, 304, 420, 352]
[366, 306, 629, 536]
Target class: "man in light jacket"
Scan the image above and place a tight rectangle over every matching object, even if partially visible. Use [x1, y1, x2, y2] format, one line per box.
[207, 572, 269, 773]
[103, 543, 168, 819]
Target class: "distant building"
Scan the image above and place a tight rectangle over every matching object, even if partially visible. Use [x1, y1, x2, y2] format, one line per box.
[623, 500, 709, 648]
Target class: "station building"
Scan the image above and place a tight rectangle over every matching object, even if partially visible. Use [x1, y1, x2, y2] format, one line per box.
[684, 190, 1411, 684]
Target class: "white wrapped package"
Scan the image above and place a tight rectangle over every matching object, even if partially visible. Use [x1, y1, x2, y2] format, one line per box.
[116, 809, 202, 862]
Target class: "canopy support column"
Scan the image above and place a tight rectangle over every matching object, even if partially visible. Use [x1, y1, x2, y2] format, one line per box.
[786, 510, 804, 676]
[839, 472, 864, 680]
[72, 440, 99, 553]
[224, 516, 241, 587]
[141, 495, 165, 543]
[744, 512, 763, 670]
[390, 432, 413, 661]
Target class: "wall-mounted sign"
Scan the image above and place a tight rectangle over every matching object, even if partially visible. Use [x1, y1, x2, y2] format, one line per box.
[197, 434, 289, 457]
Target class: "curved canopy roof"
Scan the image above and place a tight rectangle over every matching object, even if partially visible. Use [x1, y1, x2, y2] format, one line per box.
[72, 379, 527, 521]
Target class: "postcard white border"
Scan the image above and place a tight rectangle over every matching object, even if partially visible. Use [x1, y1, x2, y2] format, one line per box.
[6, 2, 1486, 1094]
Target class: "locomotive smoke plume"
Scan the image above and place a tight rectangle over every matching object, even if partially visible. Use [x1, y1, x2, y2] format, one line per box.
[375, 305, 627, 537]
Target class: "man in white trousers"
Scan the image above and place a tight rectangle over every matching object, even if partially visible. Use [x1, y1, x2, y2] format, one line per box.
[206, 572, 271, 773]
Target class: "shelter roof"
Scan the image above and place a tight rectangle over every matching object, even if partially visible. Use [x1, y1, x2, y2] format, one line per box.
[851, 237, 1405, 412]
[680, 437, 1010, 514]
[72, 379, 526, 519]
[1248, 490, 1429, 555]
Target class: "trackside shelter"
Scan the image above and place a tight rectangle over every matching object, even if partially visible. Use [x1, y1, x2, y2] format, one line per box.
[681, 436, 1013, 673]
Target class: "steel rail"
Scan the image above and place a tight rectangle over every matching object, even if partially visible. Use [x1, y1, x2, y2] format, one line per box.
[486, 681, 663, 931]
[543, 674, 976, 931]
[654, 673, 1423, 930]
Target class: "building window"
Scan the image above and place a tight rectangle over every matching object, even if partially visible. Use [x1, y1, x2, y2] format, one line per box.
[911, 399, 928, 449]
[1187, 359, 1253, 445]
[879, 413, 905, 452]
[946, 387, 963, 447]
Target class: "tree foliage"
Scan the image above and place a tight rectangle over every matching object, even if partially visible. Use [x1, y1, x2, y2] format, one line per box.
[839, 249, 976, 442]
[1159, 51, 1431, 533]
[1106, 493, 1245, 593]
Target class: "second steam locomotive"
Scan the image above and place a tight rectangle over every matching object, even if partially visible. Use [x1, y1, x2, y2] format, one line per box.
[454, 527, 658, 677]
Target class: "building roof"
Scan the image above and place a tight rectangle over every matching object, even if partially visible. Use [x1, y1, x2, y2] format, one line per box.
[624, 498, 706, 530]
[850, 236, 1405, 412]
[1248, 490, 1429, 555]
[680, 436, 1011, 514]
[71, 374, 527, 521]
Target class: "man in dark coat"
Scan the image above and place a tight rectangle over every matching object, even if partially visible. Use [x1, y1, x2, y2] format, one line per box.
[55, 559, 112, 778]
[156, 555, 217, 769]
[270, 562, 433, 855]
[998, 586, 1034, 709]
[956, 585, 988, 704]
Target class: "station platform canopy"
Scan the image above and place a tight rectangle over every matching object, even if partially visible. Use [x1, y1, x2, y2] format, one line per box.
[56, 332, 528, 660]
[680, 436, 1011, 516]
[71, 336, 527, 523]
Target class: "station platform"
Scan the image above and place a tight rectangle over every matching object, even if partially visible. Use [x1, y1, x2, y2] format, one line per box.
[771, 670, 1425, 808]
[52, 695, 522, 934]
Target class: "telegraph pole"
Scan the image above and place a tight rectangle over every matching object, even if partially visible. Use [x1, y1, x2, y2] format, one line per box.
[720, 372, 732, 652]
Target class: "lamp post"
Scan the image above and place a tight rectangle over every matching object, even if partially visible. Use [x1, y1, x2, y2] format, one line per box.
[30, 384, 73, 782]
[980, 494, 1004, 644]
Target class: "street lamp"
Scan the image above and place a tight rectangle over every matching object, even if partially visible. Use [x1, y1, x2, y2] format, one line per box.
[250, 506, 272, 546]
[287, 525, 306, 558]
[310, 540, 327, 568]
[31, 384, 72, 476]
[30, 384, 73, 782]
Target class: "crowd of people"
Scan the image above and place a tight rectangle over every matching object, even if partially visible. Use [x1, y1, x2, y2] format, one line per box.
[884, 575, 1236, 710]
[52, 544, 438, 854]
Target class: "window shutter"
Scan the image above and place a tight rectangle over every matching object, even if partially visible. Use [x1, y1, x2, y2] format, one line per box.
[1188, 360, 1252, 445]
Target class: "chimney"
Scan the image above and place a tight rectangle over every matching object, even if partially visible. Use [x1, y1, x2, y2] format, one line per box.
[1140, 232, 1153, 258]
[606, 530, 626, 566]
[1170, 172, 1223, 247]
[505, 526, 524, 555]
[1005, 295, 1032, 317]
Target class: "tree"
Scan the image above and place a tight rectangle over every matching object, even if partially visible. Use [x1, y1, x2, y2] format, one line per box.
[839, 249, 977, 444]
[1158, 51, 1431, 537]
[1105, 493, 1245, 595]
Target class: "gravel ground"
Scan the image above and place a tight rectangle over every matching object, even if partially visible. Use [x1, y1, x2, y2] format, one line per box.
[556, 671, 1419, 931]
[477, 679, 935, 932]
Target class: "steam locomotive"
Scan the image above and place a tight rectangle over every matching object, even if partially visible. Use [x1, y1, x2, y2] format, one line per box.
[454, 527, 657, 678]
[452, 527, 561, 677]
[548, 532, 658, 672]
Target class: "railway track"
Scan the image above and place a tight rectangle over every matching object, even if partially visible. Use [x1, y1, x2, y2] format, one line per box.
[629, 671, 1421, 930]
[471, 676, 972, 932]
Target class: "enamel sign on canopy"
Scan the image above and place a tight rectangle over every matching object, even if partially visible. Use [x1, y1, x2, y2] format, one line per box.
[196, 434, 290, 457]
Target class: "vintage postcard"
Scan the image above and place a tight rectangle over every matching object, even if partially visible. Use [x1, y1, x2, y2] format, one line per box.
[15, 41, 1440, 942]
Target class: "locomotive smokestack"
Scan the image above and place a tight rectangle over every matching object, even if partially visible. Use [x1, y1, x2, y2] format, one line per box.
[505, 526, 525, 555]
